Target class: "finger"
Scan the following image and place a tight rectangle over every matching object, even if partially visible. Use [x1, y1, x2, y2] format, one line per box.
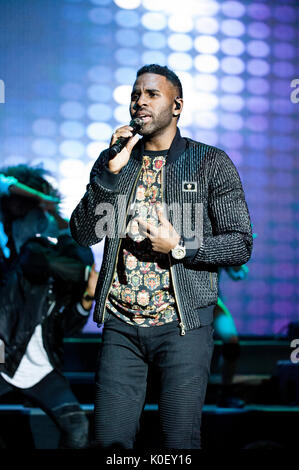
[111, 132, 133, 145]
[136, 218, 157, 237]
[136, 218, 150, 232]
[110, 131, 133, 146]
[135, 217, 148, 229]
[134, 217, 147, 237]
[110, 125, 134, 144]
[116, 125, 134, 134]
[126, 133, 140, 153]
[156, 206, 169, 225]
[115, 129, 133, 138]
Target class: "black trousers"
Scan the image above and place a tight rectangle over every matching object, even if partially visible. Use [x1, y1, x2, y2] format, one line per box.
[94, 315, 214, 449]
[0, 369, 89, 448]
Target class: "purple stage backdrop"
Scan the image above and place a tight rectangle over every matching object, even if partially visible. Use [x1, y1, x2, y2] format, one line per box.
[0, 0, 298, 335]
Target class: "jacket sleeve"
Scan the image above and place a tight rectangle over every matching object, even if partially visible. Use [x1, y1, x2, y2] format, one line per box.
[69, 148, 122, 247]
[0, 272, 20, 345]
[184, 150, 253, 267]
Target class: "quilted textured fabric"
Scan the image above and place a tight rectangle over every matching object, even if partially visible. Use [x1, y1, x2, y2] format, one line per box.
[70, 135, 253, 332]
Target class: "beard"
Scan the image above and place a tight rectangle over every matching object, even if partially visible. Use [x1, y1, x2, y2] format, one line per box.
[133, 104, 174, 138]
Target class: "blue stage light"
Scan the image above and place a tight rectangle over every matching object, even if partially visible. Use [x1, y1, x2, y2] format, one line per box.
[87, 103, 112, 121]
[86, 141, 109, 159]
[168, 15, 193, 33]
[87, 122, 113, 140]
[113, 85, 131, 105]
[142, 12, 167, 31]
[221, 38, 245, 56]
[87, 85, 112, 102]
[194, 55, 219, 73]
[115, 9, 139, 27]
[59, 140, 85, 158]
[32, 119, 57, 137]
[115, 48, 139, 66]
[32, 139, 57, 157]
[60, 121, 85, 139]
[115, 67, 136, 84]
[221, 19, 245, 36]
[247, 59, 270, 76]
[87, 66, 113, 83]
[60, 101, 85, 119]
[143, 32, 167, 50]
[195, 74, 218, 92]
[88, 7, 113, 24]
[246, 77, 269, 95]
[114, 0, 141, 9]
[221, 57, 245, 74]
[221, 1, 245, 18]
[220, 95, 244, 112]
[142, 50, 166, 65]
[194, 36, 219, 54]
[114, 105, 130, 124]
[116, 29, 139, 46]
[195, 17, 219, 34]
[168, 53, 192, 71]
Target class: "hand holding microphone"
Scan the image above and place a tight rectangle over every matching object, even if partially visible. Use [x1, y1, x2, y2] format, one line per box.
[108, 118, 143, 174]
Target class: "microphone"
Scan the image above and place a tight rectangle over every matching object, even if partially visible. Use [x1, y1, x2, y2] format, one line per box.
[109, 118, 144, 160]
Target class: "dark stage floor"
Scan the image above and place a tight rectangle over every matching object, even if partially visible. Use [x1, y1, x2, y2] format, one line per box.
[1, 337, 298, 450]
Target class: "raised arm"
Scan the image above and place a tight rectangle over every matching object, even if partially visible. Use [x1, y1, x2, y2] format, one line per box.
[69, 149, 121, 247]
[70, 126, 139, 247]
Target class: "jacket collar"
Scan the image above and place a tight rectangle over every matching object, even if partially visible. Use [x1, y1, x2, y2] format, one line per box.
[132, 127, 187, 166]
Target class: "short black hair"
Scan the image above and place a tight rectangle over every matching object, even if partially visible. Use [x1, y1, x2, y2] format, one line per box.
[136, 64, 183, 98]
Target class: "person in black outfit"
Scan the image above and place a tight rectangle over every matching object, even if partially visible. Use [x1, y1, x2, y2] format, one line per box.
[70, 64, 253, 449]
[0, 233, 97, 449]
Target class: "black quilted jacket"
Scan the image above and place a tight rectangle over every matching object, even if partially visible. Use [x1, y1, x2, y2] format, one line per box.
[0, 235, 93, 377]
[70, 128, 253, 334]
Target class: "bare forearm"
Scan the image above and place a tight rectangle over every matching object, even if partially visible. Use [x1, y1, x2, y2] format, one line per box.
[9, 182, 43, 201]
[50, 211, 69, 230]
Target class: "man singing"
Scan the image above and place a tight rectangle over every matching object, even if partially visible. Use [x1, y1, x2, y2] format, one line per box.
[70, 64, 253, 449]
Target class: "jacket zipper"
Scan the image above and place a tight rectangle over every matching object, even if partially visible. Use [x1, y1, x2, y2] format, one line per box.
[161, 165, 186, 336]
[98, 163, 143, 325]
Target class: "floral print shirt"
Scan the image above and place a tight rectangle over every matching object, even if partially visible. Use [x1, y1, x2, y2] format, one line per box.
[105, 150, 179, 327]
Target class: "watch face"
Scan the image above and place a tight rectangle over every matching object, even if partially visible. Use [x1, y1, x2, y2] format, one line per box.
[172, 246, 186, 260]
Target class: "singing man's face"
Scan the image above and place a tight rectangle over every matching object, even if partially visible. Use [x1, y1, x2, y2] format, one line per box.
[130, 73, 181, 137]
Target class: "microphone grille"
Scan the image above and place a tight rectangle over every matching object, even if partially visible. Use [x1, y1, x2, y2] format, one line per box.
[130, 117, 144, 130]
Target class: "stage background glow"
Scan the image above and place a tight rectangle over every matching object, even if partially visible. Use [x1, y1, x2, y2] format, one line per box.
[0, 0, 298, 335]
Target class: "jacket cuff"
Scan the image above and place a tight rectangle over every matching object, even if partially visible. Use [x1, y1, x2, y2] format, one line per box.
[76, 302, 90, 316]
[185, 246, 198, 261]
[94, 165, 121, 192]
[182, 235, 202, 262]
